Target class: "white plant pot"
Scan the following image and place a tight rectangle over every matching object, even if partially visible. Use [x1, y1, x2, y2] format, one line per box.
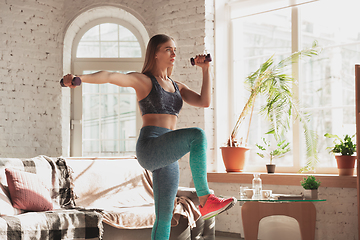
[304, 189, 318, 200]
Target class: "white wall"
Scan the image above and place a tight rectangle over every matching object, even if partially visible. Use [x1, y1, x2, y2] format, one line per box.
[0, 0, 65, 157]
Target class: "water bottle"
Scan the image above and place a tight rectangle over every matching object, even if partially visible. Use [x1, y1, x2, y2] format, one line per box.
[252, 173, 262, 198]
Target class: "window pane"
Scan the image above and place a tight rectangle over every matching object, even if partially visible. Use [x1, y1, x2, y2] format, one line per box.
[77, 42, 100, 58]
[83, 120, 99, 139]
[100, 83, 119, 94]
[77, 23, 141, 58]
[119, 87, 135, 94]
[82, 70, 137, 157]
[125, 140, 136, 153]
[100, 23, 118, 41]
[101, 141, 119, 156]
[83, 140, 99, 156]
[83, 94, 99, 140]
[119, 95, 136, 115]
[83, 81, 99, 94]
[101, 41, 119, 58]
[119, 26, 137, 41]
[120, 42, 141, 58]
[232, 8, 292, 167]
[299, 109, 335, 168]
[83, 94, 99, 126]
[299, 0, 360, 167]
[101, 94, 118, 140]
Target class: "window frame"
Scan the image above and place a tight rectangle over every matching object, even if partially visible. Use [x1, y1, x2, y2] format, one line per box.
[70, 18, 145, 157]
[215, 0, 345, 174]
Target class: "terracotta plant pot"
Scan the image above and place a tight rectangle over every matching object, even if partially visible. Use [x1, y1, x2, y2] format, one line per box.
[220, 147, 249, 172]
[335, 155, 357, 176]
[266, 164, 276, 174]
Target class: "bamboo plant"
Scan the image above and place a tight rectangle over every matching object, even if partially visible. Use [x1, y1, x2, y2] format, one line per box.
[227, 42, 320, 172]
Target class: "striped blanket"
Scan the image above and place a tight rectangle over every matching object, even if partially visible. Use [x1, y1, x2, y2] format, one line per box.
[0, 156, 103, 240]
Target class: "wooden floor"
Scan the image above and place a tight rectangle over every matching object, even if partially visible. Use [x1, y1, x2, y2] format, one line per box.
[216, 231, 243, 240]
[216, 236, 242, 240]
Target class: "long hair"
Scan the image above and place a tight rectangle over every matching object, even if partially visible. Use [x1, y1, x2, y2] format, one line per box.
[141, 34, 175, 77]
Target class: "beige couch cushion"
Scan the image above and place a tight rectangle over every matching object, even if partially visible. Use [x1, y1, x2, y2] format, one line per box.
[102, 205, 155, 229]
[66, 157, 155, 229]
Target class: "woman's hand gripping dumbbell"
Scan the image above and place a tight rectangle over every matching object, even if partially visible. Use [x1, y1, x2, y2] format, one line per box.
[190, 53, 212, 66]
[60, 74, 82, 88]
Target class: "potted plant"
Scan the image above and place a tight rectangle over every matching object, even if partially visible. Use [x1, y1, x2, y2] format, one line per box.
[324, 133, 357, 176]
[300, 175, 321, 199]
[256, 136, 290, 173]
[221, 43, 319, 172]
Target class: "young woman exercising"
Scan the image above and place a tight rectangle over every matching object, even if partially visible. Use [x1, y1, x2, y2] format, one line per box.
[62, 34, 236, 240]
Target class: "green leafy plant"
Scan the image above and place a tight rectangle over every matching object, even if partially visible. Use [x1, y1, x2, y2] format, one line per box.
[256, 137, 291, 164]
[224, 42, 320, 172]
[228, 42, 319, 147]
[300, 175, 321, 190]
[324, 133, 356, 156]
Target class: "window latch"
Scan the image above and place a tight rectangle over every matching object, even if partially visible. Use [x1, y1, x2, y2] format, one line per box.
[71, 119, 82, 130]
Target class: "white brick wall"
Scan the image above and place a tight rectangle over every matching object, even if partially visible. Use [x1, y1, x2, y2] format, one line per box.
[0, 0, 65, 157]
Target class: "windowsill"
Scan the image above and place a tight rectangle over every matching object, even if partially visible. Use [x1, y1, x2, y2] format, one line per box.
[207, 172, 357, 188]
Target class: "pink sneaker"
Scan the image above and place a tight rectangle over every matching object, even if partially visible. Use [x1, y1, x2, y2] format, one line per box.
[199, 194, 237, 220]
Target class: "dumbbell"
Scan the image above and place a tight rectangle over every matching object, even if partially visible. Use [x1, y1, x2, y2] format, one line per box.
[60, 77, 82, 87]
[190, 53, 212, 66]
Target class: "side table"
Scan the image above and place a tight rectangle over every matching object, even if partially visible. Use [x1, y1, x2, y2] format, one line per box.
[239, 199, 326, 240]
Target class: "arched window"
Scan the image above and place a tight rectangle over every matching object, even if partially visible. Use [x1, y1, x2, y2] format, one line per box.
[71, 19, 145, 157]
[76, 23, 141, 58]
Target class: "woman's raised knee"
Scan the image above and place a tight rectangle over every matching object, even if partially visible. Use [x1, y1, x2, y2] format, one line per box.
[189, 127, 207, 142]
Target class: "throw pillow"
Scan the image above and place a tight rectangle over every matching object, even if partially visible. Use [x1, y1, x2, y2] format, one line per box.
[5, 168, 53, 211]
[0, 184, 20, 216]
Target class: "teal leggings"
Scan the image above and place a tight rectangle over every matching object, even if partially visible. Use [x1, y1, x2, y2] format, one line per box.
[136, 126, 211, 240]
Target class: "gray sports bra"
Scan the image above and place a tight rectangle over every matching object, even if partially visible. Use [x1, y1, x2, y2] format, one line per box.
[138, 75, 183, 116]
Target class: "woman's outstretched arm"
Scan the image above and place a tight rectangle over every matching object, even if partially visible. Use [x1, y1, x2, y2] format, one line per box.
[62, 71, 142, 88]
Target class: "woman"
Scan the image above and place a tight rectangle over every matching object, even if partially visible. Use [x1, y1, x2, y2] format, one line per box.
[63, 34, 236, 240]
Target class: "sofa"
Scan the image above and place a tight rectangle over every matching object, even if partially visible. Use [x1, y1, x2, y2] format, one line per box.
[0, 155, 215, 240]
